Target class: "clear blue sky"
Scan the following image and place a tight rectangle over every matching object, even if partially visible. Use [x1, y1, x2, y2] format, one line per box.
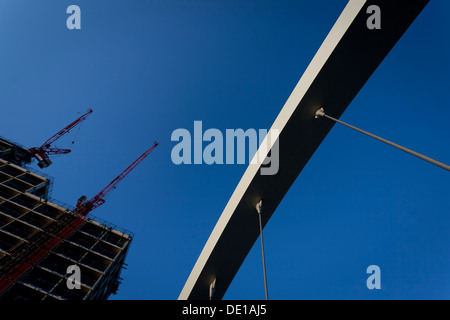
[0, 0, 448, 299]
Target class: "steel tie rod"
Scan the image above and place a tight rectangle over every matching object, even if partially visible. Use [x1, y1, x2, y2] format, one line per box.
[315, 108, 450, 172]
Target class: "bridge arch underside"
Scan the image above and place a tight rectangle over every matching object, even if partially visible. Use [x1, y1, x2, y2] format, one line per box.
[179, 0, 430, 300]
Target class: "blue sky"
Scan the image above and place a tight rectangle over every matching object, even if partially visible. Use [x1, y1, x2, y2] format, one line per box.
[0, 0, 448, 299]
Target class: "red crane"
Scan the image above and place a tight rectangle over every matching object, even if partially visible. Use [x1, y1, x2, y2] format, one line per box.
[75, 141, 159, 216]
[0, 141, 158, 295]
[29, 108, 93, 168]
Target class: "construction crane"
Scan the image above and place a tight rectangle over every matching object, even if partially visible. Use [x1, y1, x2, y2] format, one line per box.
[0, 141, 158, 295]
[75, 141, 159, 216]
[29, 108, 93, 169]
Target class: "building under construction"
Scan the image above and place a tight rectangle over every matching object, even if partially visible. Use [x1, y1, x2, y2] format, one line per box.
[0, 137, 134, 300]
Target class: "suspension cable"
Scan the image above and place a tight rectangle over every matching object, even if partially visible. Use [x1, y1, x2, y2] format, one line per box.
[256, 200, 269, 300]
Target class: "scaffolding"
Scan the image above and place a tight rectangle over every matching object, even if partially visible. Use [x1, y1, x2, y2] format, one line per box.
[0, 156, 133, 300]
[0, 138, 32, 168]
